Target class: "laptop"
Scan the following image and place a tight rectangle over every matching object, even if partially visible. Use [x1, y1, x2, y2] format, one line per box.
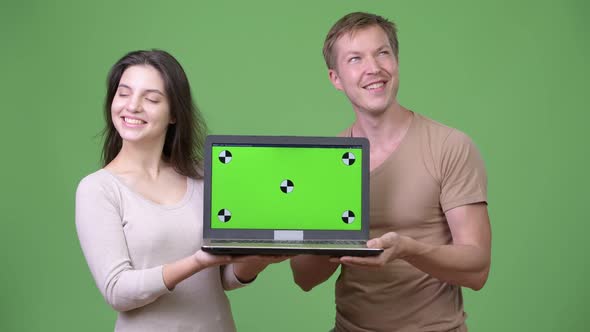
[201, 135, 382, 257]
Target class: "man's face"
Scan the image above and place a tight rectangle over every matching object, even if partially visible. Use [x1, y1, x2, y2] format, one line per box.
[329, 25, 399, 116]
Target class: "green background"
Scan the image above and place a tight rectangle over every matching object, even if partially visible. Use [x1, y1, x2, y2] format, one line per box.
[1, 0, 588, 331]
[211, 146, 362, 230]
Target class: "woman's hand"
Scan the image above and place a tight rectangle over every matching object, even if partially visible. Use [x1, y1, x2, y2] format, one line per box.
[193, 250, 233, 269]
[231, 255, 291, 283]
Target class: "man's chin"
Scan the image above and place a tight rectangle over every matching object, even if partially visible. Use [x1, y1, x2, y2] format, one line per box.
[359, 104, 390, 115]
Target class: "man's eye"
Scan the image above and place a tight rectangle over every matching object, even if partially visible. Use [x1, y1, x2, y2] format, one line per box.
[348, 56, 360, 63]
[379, 50, 390, 55]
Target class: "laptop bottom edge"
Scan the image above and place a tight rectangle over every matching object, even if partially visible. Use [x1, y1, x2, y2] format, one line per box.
[201, 245, 383, 257]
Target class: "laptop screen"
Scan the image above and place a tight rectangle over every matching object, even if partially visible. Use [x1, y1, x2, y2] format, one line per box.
[208, 142, 364, 231]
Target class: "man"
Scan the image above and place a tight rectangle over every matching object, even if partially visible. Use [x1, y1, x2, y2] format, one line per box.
[290, 12, 491, 332]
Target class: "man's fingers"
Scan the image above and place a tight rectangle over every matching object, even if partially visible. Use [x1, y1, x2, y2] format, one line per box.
[383, 232, 399, 245]
[367, 238, 382, 248]
[367, 232, 399, 249]
[341, 255, 379, 265]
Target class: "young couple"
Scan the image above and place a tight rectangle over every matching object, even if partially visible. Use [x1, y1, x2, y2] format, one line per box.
[76, 12, 490, 332]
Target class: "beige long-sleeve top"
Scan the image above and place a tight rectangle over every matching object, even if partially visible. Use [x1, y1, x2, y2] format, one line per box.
[76, 169, 245, 332]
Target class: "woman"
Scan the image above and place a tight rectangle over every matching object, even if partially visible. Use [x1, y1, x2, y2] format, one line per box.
[76, 50, 281, 331]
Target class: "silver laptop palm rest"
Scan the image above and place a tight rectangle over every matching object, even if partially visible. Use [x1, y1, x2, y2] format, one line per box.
[274, 230, 303, 241]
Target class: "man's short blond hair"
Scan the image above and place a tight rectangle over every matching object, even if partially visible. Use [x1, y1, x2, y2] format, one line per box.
[323, 12, 399, 69]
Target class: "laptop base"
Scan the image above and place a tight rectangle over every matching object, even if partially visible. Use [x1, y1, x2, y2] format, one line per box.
[201, 241, 383, 257]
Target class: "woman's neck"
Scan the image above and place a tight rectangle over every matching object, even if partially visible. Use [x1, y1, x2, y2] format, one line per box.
[106, 141, 168, 179]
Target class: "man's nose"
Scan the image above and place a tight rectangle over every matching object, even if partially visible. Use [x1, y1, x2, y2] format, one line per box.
[365, 56, 381, 74]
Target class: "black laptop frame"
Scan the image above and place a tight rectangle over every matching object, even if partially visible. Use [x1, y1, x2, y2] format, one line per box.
[203, 135, 370, 241]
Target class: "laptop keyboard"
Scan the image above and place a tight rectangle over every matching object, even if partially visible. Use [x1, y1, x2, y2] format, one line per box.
[210, 239, 366, 245]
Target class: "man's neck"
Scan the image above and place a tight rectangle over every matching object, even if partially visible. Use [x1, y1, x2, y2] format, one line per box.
[350, 103, 413, 171]
[352, 103, 413, 149]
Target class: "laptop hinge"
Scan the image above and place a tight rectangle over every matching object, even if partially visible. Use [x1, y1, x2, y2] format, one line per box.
[274, 230, 303, 241]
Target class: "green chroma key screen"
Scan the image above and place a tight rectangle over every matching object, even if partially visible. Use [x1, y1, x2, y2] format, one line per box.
[210, 145, 363, 230]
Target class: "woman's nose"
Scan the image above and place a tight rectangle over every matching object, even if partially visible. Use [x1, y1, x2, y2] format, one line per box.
[126, 97, 141, 113]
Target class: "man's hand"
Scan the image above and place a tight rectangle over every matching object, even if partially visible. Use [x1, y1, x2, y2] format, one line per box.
[329, 232, 415, 268]
[328, 203, 491, 290]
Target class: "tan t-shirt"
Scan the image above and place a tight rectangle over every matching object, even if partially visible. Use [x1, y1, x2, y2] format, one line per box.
[335, 112, 487, 332]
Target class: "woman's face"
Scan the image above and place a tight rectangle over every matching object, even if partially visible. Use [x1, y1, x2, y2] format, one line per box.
[111, 65, 173, 146]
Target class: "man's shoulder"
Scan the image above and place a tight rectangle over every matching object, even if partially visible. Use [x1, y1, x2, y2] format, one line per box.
[413, 112, 473, 146]
[337, 125, 353, 138]
[415, 112, 454, 135]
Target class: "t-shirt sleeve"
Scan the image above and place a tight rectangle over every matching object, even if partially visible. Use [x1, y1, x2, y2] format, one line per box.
[75, 175, 170, 312]
[439, 130, 488, 212]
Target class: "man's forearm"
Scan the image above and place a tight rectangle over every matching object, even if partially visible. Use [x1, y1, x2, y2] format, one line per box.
[402, 239, 490, 290]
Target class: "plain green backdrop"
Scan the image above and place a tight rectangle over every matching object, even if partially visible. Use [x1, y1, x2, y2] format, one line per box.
[1, 0, 588, 331]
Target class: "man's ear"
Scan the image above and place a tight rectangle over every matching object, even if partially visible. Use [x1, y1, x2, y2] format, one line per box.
[328, 69, 343, 91]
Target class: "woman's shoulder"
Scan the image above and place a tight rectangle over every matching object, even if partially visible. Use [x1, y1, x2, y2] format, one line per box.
[76, 169, 122, 201]
[187, 175, 204, 194]
[77, 168, 115, 186]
